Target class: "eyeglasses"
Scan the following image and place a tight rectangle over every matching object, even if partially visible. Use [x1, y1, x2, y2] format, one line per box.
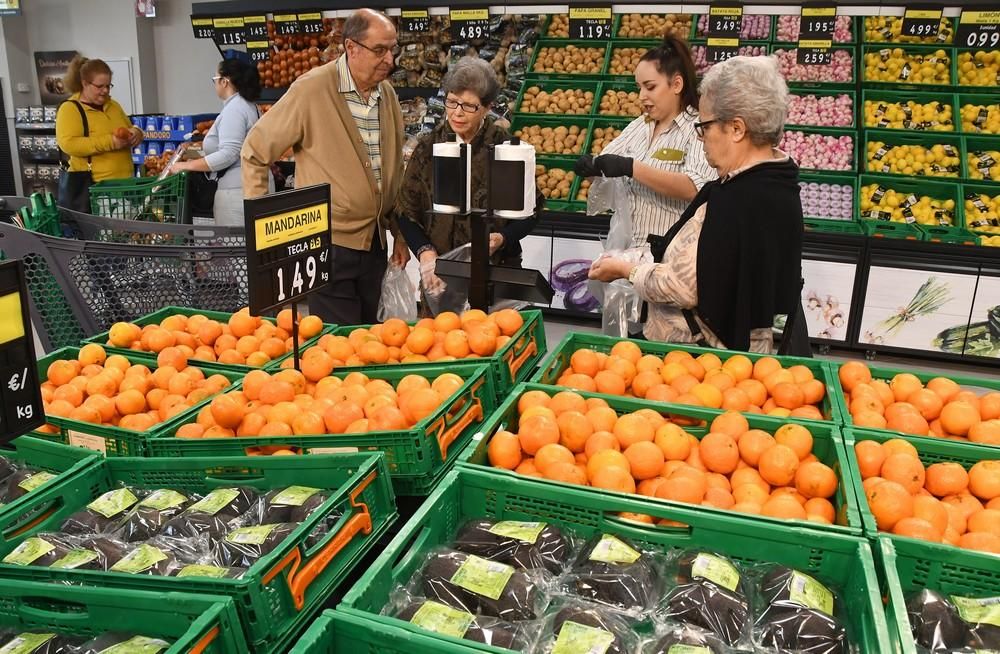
[694, 119, 719, 138]
[444, 98, 482, 114]
[348, 38, 400, 58]
[211, 76, 224, 85]
[88, 82, 113, 91]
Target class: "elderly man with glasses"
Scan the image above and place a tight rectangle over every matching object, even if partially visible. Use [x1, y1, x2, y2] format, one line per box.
[242, 8, 409, 325]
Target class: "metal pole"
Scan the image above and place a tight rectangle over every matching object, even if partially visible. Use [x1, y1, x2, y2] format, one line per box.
[469, 144, 490, 310]
[291, 301, 301, 371]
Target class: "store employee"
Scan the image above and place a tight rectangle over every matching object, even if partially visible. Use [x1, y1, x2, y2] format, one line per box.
[575, 36, 716, 246]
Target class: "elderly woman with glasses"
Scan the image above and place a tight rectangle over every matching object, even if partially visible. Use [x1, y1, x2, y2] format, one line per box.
[588, 56, 806, 355]
[395, 56, 541, 313]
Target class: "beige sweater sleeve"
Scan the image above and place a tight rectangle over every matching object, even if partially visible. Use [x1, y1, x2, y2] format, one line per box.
[240, 87, 305, 199]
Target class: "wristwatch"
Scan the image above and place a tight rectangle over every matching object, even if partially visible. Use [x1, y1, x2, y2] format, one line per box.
[627, 265, 640, 284]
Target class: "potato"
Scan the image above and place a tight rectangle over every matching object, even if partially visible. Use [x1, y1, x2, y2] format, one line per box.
[599, 90, 643, 117]
[519, 87, 595, 115]
[577, 179, 592, 201]
[514, 124, 590, 155]
[608, 47, 649, 75]
[617, 13, 692, 39]
[533, 46, 605, 74]
[547, 15, 569, 38]
[536, 165, 576, 200]
[590, 126, 624, 154]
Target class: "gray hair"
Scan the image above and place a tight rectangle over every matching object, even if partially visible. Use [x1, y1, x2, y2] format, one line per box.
[442, 57, 500, 107]
[343, 8, 392, 43]
[699, 55, 788, 147]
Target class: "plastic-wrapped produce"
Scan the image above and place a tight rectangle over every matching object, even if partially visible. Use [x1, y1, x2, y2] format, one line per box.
[674, 551, 748, 598]
[451, 519, 571, 574]
[75, 633, 172, 654]
[215, 523, 297, 568]
[565, 534, 663, 611]
[799, 182, 854, 221]
[115, 489, 192, 542]
[647, 624, 728, 653]
[109, 543, 180, 576]
[536, 600, 639, 654]
[161, 487, 258, 540]
[251, 486, 328, 524]
[907, 589, 1000, 652]
[0, 631, 82, 653]
[419, 549, 546, 621]
[4, 469, 57, 501]
[0, 455, 16, 483]
[2, 533, 76, 567]
[393, 599, 536, 649]
[60, 487, 142, 535]
[171, 563, 247, 579]
[661, 579, 750, 647]
[755, 566, 851, 654]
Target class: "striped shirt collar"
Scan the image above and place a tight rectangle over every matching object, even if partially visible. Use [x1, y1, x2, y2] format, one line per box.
[644, 108, 697, 132]
[336, 55, 381, 103]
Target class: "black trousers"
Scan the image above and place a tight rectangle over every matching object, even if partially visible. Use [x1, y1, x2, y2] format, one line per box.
[309, 238, 387, 326]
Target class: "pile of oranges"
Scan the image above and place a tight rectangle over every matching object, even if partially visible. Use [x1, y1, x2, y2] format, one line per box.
[855, 438, 1000, 553]
[290, 309, 525, 370]
[839, 361, 1000, 444]
[552, 343, 828, 420]
[104, 308, 323, 368]
[176, 368, 466, 447]
[487, 389, 840, 525]
[39, 344, 232, 433]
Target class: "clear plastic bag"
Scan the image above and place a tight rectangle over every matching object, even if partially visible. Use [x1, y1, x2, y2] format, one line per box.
[59, 486, 146, 536]
[214, 523, 298, 569]
[450, 519, 574, 575]
[753, 565, 853, 654]
[423, 245, 472, 317]
[378, 262, 418, 322]
[906, 589, 1000, 653]
[75, 633, 173, 654]
[644, 622, 733, 654]
[113, 489, 193, 543]
[0, 631, 84, 653]
[561, 533, 665, 612]
[386, 592, 541, 650]
[535, 597, 640, 654]
[659, 579, 751, 647]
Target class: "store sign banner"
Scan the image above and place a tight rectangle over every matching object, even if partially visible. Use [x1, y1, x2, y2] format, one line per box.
[900, 4, 944, 38]
[213, 16, 246, 46]
[568, 7, 612, 40]
[450, 8, 490, 41]
[797, 4, 836, 65]
[401, 9, 430, 33]
[191, 16, 215, 40]
[274, 13, 301, 36]
[35, 50, 77, 105]
[707, 2, 742, 63]
[957, 9, 1000, 49]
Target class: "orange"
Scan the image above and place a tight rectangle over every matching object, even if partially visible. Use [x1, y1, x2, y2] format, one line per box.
[854, 441, 886, 480]
[586, 449, 631, 481]
[912, 495, 948, 536]
[78, 343, 108, 367]
[979, 393, 1000, 421]
[804, 497, 836, 523]
[709, 411, 749, 438]
[761, 495, 808, 520]
[488, 430, 523, 470]
[958, 532, 1000, 554]
[656, 468, 707, 505]
[720, 388, 751, 412]
[585, 431, 621, 459]
[699, 432, 740, 474]
[968, 509, 1000, 536]
[534, 443, 576, 475]
[890, 373, 923, 403]
[689, 383, 723, 409]
[493, 309, 524, 337]
[925, 462, 969, 498]
[593, 370, 627, 397]
[85, 374, 118, 398]
[886, 410, 930, 436]
[906, 388, 944, 421]
[774, 424, 813, 460]
[893, 517, 941, 542]
[632, 371, 663, 399]
[880, 453, 926, 495]
[613, 413, 655, 448]
[610, 340, 642, 364]
[227, 310, 257, 338]
[585, 407, 619, 434]
[441, 330, 470, 358]
[655, 423, 692, 461]
[838, 361, 872, 393]
[518, 414, 560, 455]
[795, 461, 838, 499]
[853, 411, 888, 430]
[570, 349, 601, 377]
[753, 357, 782, 383]
[108, 322, 141, 348]
[850, 395, 884, 417]
[114, 389, 146, 416]
[590, 465, 636, 494]
[883, 438, 919, 458]
[399, 388, 442, 425]
[969, 419, 1000, 445]
[291, 411, 325, 435]
[703, 487, 736, 509]
[943, 493, 985, 523]
[772, 383, 805, 410]
[737, 379, 768, 407]
[322, 402, 365, 434]
[624, 441, 665, 480]
[738, 429, 776, 468]
[764, 370, 795, 396]
[514, 458, 541, 477]
[517, 390, 552, 415]
[605, 357, 637, 387]
[758, 444, 799, 487]
[969, 461, 1000, 501]
[926, 377, 961, 403]
[867, 480, 914, 531]
[940, 401, 981, 437]
[722, 355, 752, 382]
[433, 311, 461, 332]
[276, 308, 299, 332]
[259, 380, 296, 405]
[704, 370, 735, 392]
[467, 326, 497, 356]
[550, 391, 588, 416]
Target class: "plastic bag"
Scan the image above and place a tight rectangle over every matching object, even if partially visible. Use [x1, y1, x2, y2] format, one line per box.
[378, 262, 418, 322]
[535, 598, 640, 654]
[753, 566, 852, 654]
[388, 594, 539, 650]
[659, 579, 750, 647]
[0, 631, 83, 653]
[60, 486, 145, 535]
[644, 623, 732, 654]
[114, 488, 193, 543]
[450, 519, 574, 575]
[562, 533, 665, 612]
[214, 523, 297, 569]
[906, 589, 1000, 653]
[75, 633, 173, 654]
[423, 245, 472, 317]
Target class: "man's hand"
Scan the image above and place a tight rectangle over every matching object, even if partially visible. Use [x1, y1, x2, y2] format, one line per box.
[391, 238, 410, 267]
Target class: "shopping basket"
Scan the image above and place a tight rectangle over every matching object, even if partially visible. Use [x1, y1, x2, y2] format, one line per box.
[89, 171, 191, 223]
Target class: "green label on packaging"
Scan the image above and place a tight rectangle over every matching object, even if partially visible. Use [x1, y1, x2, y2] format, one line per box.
[2, 537, 55, 566]
[17, 471, 56, 493]
[87, 488, 139, 518]
[187, 488, 240, 515]
[449, 554, 515, 601]
[50, 549, 99, 569]
[271, 486, 321, 507]
[487, 521, 546, 544]
[952, 595, 1000, 627]
[789, 571, 834, 616]
[691, 553, 740, 592]
[588, 534, 641, 565]
[99, 635, 171, 654]
[667, 646, 710, 654]
[410, 600, 475, 638]
[552, 621, 615, 654]
[139, 489, 188, 511]
[226, 524, 279, 545]
[111, 545, 168, 574]
[177, 564, 229, 579]
[0, 633, 56, 654]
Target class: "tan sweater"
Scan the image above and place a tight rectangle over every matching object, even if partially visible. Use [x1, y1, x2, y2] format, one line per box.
[241, 62, 404, 250]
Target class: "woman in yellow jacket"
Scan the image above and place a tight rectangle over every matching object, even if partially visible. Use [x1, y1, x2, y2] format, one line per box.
[55, 56, 143, 211]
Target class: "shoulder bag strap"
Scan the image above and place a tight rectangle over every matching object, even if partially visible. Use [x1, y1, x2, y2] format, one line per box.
[73, 101, 92, 169]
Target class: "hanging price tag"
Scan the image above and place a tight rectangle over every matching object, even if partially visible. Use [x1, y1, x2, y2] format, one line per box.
[191, 17, 215, 40]
[0, 260, 45, 444]
[568, 7, 613, 40]
[401, 9, 430, 33]
[900, 5, 943, 38]
[247, 41, 271, 63]
[450, 8, 490, 41]
[274, 14, 300, 36]
[244, 15, 268, 40]
[213, 16, 246, 46]
[298, 12, 324, 35]
[797, 4, 835, 65]
[707, 3, 742, 63]
[957, 9, 1000, 49]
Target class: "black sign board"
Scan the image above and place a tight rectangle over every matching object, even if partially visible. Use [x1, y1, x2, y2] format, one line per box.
[247, 40, 271, 63]
[244, 14, 268, 40]
[450, 8, 490, 41]
[0, 260, 44, 444]
[900, 5, 944, 38]
[797, 4, 836, 65]
[568, 7, 613, 40]
[298, 12, 324, 35]
[707, 3, 742, 63]
[401, 9, 430, 32]
[957, 9, 1000, 48]
[213, 16, 246, 46]
[191, 16, 215, 40]
[274, 13, 300, 36]
[244, 185, 332, 315]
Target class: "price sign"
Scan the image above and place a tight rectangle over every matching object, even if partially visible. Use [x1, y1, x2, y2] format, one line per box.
[900, 5, 943, 38]
[213, 16, 246, 46]
[708, 3, 743, 37]
[298, 12, 324, 35]
[244, 185, 332, 315]
[244, 15, 268, 40]
[274, 14, 300, 36]
[957, 9, 1000, 49]
[247, 41, 271, 63]
[0, 260, 45, 444]
[568, 7, 613, 40]
[401, 9, 430, 32]
[706, 38, 740, 63]
[797, 5, 836, 65]
[191, 17, 215, 40]
[450, 8, 490, 41]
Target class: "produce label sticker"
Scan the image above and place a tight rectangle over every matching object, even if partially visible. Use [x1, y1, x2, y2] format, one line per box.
[2, 537, 54, 566]
[87, 488, 139, 518]
[488, 521, 546, 543]
[111, 545, 168, 574]
[99, 635, 171, 654]
[667, 646, 711, 654]
[952, 595, 1000, 627]
[552, 621, 615, 654]
[652, 148, 685, 162]
[272, 485, 321, 506]
[227, 524, 280, 545]
[692, 553, 741, 592]
[140, 489, 188, 511]
[188, 488, 240, 515]
[589, 534, 641, 565]
[50, 549, 99, 570]
[789, 571, 834, 616]
[0, 633, 56, 654]
[17, 471, 55, 492]
[177, 564, 230, 579]
[410, 600, 476, 638]
[450, 554, 515, 600]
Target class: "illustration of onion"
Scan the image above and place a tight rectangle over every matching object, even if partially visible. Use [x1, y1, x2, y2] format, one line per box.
[550, 259, 599, 312]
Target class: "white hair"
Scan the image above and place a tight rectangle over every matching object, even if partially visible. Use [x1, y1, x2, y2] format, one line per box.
[699, 55, 788, 146]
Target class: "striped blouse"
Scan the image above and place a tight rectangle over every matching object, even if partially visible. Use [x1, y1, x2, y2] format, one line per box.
[336, 55, 382, 189]
[599, 110, 717, 246]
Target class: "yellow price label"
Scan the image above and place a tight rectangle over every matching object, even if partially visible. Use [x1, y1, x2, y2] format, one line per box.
[569, 7, 612, 20]
[191, 18, 212, 26]
[802, 7, 836, 17]
[244, 15, 266, 24]
[402, 10, 429, 18]
[451, 9, 489, 21]
[707, 37, 740, 46]
[213, 17, 244, 28]
[799, 39, 833, 49]
[254, 203, 330, 251]
[709, 7, 742, 16]
[0, 292, 24, 344]
[298, 12, 322, 20]
[961, 11, 1000, 24]
[905, 9, 942, 20]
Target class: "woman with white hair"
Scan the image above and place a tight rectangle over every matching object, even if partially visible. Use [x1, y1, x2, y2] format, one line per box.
[589, 55, 805, 354]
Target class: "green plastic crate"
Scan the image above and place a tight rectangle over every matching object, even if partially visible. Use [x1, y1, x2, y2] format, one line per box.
[965, 134, 1000, 185]
[32, 346, 243, 457]
[843, 427, 1000, 538]
[961, 181, 1000, 242]
[459, 381, 863, 535]
[530, 331, 844, 424]
[602, 40, 660, 76]
[787, 89, 857, 129]
[805, 218, 865, 235]
[860, 89, 958, 131]
[916, 223, 981, 244]
[594, 80, 642, 119]
[0, 578, 249, 654]
[861, 16, 956, 45]
[860, 219, 926, 240]
[878, 536, 1000, 654]
[81, 306, 336, 375]
[800, 172, 858, 222]
[90, 172, 190, 223]
[339, 468, 892, 653]
[770, 45, 858, 88]
[513, 79, 599, 117]
[955, 49, 1000, 93]
[0, 452, 396, 654]
[861, 45, 954, 88]
[587, 117, 631, 155]
[783, 125, 859, 173]
[957, 92, 1000, 134]
[527, 40, 610, 79]
[863, 129, 965, 178]
[537, 156, 586, 212]
[614, 13, 696, 41]
[771, 14, 857, 44]
[145, 363, 496, 497]
[509, 115, 592, 160]
[858, 174, 963, 233]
